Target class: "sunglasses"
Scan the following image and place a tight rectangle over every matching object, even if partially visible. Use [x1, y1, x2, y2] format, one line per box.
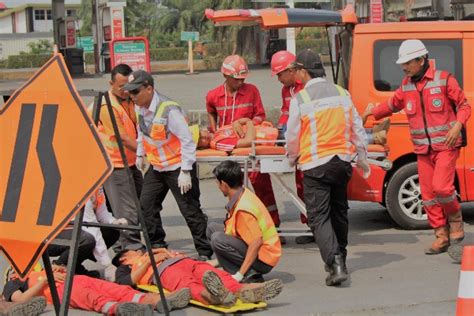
[129, 85, 148, 95]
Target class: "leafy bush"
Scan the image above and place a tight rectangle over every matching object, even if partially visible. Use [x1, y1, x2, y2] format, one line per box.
[149, 47, 186, 61]
[6, 54, 51, 68]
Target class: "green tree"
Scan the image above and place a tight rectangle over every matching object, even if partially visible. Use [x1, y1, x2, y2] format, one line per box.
[78, 0, 92, 36]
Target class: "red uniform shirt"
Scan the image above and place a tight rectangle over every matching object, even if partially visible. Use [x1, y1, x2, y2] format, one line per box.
[206, 83, 266, 130]
[278, 82, 304, 127]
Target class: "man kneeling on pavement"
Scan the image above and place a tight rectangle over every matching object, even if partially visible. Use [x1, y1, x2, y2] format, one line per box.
[207, 161, 282, 283]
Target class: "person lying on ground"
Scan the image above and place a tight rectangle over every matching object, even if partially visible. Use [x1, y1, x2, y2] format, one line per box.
[2, 264, 191, 315]
[113, 248, 283, 306]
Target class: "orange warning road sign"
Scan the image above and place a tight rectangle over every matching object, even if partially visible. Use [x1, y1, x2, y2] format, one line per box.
[0, 54, 112, 279]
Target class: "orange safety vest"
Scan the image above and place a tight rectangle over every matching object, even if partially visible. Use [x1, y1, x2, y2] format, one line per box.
[138, 94, 184, 170]
[224, 188, 281, 267]
[121, 252, 155, 285]
[27, 271, 53, 304]
[90, 187, 106, 210]
[295, 80, 354, 170]
[210, 121, 279, 150]
[88, 92, 137, 168]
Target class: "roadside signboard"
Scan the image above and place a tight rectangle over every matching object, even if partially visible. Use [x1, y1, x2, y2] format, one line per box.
[77, 36, 94, 53]
[370, 0, 384, 23]
[181, 31, 199, 42]
[110, 37, 151, 72]
[0, 54, 112, 278]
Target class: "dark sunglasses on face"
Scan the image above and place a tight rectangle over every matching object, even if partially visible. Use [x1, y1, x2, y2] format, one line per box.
[130, 85, 147, 95]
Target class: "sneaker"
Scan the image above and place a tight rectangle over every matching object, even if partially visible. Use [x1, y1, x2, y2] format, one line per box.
[202, 271, 236, 306]
[242, 273, 265, 284]
[156, 288, 191, 314]
[196, 255, 212, 261]
[239, 279, 283, 303]
[0, 296, 47, 316]
[295, 235, 315, 244]
[115, 302, 154, 316]
[448, 244, 464, 264]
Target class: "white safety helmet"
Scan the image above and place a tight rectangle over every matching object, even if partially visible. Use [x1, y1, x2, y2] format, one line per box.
[396, 39, 429, 64]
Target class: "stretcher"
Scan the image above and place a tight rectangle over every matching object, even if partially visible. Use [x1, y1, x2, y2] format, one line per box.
[197, 141, 392, 237]
[137, 284, 267, 314]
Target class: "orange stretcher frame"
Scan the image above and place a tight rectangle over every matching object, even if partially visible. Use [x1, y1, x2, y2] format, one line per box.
[196, 140, 392, 237]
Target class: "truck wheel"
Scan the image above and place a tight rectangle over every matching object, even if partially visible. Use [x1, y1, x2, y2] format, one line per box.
[385, 162, 430, 229]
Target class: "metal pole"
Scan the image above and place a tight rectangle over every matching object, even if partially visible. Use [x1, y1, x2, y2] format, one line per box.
[59, 208, 85, 316]
[92, 0, 100, 74]
[102, 92, 170, 315]
[42, 252, 61, 315]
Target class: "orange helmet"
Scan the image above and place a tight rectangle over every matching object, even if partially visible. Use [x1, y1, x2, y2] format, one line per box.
[270, 50, 296, 76]
[221, 55, 249, 79]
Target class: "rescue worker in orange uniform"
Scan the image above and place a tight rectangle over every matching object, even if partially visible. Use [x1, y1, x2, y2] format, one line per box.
[207, 161, 282, 283]
[206, 55, 281, 229]
[196, 118, 278, 151]
[271, 50, 314, 245]
[363, 39, 471, 255]
[286, 49, 369, 286]
[93, 64, 143, 251]
[123, 70, 212, 260]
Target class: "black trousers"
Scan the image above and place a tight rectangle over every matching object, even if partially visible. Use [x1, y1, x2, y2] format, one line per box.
[303, 156, 352, 266]
[47, 229, 95, 272]
[140, 164, 212, 257]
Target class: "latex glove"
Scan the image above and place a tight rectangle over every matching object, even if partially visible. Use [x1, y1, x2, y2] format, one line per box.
[178, 170, 192, 194]
[356, 158, 371, 179]
[136, 155, 147, 172]
[232, 271, 244, 282]
[112, 218, 128, 225]
[104, 264, 117, 282]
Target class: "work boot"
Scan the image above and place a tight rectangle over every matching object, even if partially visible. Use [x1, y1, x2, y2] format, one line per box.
[448, 211, 464, 244]
[0, 296, 46, 316]
[372, 119, 390, 145]
[155, 288, 191, 314]
[325, 255, 348, 286]
[424, 226, 450, 255]
[239, 279, 283, 303]
[295, 235, 316, 244]
[115, 303, 154, 316]
[202, 271, 237, 306]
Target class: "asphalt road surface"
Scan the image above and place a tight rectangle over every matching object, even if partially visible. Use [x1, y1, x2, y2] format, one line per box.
[0, 69, 472, 315]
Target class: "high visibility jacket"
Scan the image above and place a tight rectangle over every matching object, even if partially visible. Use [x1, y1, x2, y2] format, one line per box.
[206, 83, 266, 130]
[373, 68, 471, 154]
[210, 121, 279, 151]
[88, 92, 137, 168]
[27, 271, 53, 303]
[292, 79, 359, 170]
[224, 188, 281, 267]
[138, 94, 185, 169]
[278, 82, 304, 127]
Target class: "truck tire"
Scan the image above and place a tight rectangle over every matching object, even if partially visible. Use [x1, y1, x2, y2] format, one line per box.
[385, 162, 430, 229]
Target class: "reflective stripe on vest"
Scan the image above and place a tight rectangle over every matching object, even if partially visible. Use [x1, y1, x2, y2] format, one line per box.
[412, 136, 446, 145]
[224, 188, 281, 267]
[138, 94, 184, 169]
[215, 102, 253, 111]
[88, 94, 137, 167]
[295, 81, 353, 168]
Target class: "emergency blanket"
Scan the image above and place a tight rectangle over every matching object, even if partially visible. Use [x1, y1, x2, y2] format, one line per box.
[137, 284, 268, 314]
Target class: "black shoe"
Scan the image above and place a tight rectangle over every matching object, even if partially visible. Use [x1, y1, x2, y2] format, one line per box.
[242, 273, 265, 284]
[325, 255, 348, 286]
[196, 255, 212, 261]
[151, 242, 169, 249]
[295, 235, 315, 244]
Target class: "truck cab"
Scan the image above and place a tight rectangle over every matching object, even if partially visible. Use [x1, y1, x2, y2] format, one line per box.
[205, 6, 473, 229]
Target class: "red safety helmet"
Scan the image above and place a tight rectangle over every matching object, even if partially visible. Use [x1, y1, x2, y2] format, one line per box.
[270, 50, 296, 76]
[221, 55, 249, 79]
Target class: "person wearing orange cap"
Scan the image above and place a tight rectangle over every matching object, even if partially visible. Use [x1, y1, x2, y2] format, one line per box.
[206, 55, 281, 229]
[270, 50, 314, 245]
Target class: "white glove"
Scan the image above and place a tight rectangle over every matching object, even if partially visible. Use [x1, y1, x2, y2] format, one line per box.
[178, 170, 192, 195]
[112, 218, 128, 225]
[136, 155, 147, 172]
[104, 264, 117, 282]
[232, 271, 244, 282]
[356, 158, 371, 179]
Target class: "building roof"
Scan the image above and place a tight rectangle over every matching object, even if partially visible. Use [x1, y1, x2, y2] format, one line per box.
[0, 3, 80, 18]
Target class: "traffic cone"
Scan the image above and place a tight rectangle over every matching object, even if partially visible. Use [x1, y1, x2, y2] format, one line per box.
[456, 246, 474, 316]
